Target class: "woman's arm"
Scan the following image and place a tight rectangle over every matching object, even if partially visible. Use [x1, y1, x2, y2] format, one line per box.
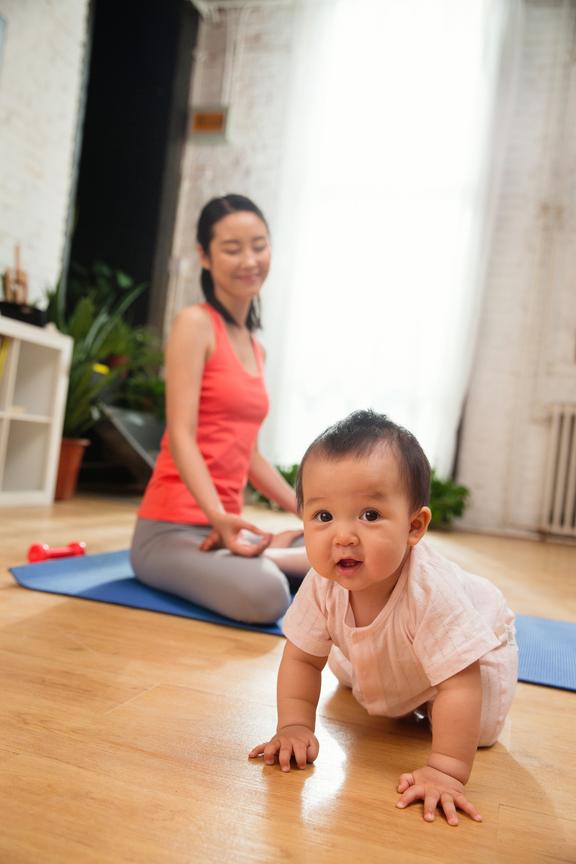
[248, 447, 298, 514]
[165, 307, 270, 556]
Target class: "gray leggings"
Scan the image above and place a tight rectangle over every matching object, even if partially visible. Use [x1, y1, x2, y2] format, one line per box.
[130, 517, 299, 624]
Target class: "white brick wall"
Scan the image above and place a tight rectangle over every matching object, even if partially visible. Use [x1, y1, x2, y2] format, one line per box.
[458, 0, 576, 535]
[166, 1, 575, 532]
[164, 4, 297, 327]
[0, 0, 89, 304]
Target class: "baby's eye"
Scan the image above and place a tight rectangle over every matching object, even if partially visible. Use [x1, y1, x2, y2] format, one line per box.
[314, 511, 333, 523]
[360, 510, 381, 522]
[253, 244, 268, 253]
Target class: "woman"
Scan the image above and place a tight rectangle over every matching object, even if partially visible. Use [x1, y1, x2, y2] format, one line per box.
[130, 194, 308, 623]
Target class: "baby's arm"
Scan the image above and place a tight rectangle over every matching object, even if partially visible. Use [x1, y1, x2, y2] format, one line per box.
[397, 660, 484, 825]
[249, 639, 328, 771]
[427, 659, 482, 783]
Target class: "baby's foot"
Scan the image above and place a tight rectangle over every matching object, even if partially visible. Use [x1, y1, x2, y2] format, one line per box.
[268, 529, 304, 549]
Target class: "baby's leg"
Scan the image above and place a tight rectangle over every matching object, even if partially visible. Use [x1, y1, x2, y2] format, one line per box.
[424, 641, 518, 747]
[130, 518, 291, 624]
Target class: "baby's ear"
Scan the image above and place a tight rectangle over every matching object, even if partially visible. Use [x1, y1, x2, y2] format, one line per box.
[407, 506, 432, 546]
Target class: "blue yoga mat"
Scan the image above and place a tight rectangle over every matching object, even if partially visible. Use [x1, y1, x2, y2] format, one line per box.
[9, 550, 283, 637]
[9, 551, 576, 691]
[515, 614, 576, 691]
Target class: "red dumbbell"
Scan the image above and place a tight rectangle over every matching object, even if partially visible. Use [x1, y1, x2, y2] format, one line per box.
[27, 541, 87, 563]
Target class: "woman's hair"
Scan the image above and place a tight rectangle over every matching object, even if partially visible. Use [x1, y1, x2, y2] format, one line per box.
[295, 409, 431, 513]
[196, 194, 268, 331]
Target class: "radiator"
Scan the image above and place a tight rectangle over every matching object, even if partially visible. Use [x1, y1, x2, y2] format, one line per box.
[541, 403, 576, 538]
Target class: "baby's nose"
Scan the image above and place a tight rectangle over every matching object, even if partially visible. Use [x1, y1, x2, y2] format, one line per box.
[334, 526, 358, 546]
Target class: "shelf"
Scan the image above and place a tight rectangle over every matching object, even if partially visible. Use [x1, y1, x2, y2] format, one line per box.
[3, 420, 49, 492]
[0, 411, 51, 423]
[0, 316, 72, 504]
[13, 339, 62, 417]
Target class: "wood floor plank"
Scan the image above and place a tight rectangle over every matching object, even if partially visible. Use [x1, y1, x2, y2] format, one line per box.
[1, 496, 575, 863]
[496, 803, 576, 863]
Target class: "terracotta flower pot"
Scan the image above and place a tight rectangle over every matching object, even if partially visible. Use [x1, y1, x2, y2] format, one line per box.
[55, 438, 90, 501]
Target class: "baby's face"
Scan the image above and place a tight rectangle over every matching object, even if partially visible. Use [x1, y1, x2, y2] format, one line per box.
[300, 446, 424, 599]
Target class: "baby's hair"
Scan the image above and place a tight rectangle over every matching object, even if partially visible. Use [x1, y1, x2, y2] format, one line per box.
[295, 409, 431, 513]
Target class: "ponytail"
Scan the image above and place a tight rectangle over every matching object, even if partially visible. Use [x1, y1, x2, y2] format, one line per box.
[200, 267, 261, 331]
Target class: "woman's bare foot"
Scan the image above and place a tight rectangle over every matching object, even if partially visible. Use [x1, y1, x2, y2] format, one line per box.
[268, 528, 304, 549]
[264, 544, 309, 576]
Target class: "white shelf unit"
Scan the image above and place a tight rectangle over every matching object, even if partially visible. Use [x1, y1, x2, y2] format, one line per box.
[0, 315, 72, 505]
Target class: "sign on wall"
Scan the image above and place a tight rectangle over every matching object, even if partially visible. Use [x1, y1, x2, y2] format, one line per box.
[189, 105, 228, 141]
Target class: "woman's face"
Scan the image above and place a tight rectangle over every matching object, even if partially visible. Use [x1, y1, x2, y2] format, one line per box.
[199, 211, 271, 306]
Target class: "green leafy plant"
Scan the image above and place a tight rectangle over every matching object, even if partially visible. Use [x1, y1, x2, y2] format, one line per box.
[68, 263, 165, 421]
[46, 263, 147, 437]
[246, 464, 299, 509]
[105, 321, 165, 421]
[429, 470, 469, 529]
[64, 261, 138, 314]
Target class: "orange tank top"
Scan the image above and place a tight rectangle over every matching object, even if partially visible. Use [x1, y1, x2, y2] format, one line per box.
[138, 303, 269, 524]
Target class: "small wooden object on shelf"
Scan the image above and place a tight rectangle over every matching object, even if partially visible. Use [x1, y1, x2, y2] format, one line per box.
[1, 244, 47, 327]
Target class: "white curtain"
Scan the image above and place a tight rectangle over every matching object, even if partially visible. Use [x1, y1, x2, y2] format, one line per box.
[262, 0, 521, 474]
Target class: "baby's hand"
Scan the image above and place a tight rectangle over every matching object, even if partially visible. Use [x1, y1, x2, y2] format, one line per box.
[396, 766, 482, 826]
[249, 725, 319, 772]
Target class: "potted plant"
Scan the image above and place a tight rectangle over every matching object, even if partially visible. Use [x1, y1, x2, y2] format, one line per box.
[46, 263, 147, 499]
[428, 470, 470, 529]
[99, 316, 165, 421]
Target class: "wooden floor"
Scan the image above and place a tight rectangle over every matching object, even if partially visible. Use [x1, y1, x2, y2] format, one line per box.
[1, 496, 575, 864]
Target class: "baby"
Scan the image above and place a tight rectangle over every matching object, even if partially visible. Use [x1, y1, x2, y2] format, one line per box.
[249, 410, 518, 826]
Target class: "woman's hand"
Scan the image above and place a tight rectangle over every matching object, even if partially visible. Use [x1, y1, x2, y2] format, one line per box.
[249, 725, 319, 771]
[199, 513, 272, 557]
[396, 765, 482, 825]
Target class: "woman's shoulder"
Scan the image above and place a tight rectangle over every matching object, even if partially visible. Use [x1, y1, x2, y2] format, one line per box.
[171, 303, 215, 340]
[174, 302, 213, 328]
[166, 304, 217, 361]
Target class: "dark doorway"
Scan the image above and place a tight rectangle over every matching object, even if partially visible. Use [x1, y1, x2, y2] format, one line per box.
[69, 0, 199, 327]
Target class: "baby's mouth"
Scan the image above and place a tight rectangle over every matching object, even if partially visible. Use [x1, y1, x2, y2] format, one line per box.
[336, 558, 362, 573]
